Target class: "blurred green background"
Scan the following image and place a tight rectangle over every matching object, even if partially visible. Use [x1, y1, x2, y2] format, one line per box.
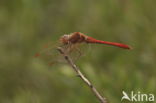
[0, 0, 156, 103]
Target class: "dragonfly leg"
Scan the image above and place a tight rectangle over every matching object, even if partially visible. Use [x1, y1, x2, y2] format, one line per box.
[65, 43, 73, 54]
[73, 47, 82, 62]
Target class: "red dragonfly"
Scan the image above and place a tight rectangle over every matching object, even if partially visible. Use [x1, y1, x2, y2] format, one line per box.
[35, 32, 131, 65]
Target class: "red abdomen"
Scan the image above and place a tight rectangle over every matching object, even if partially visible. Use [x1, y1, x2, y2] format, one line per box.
[86, 37, 131, 49]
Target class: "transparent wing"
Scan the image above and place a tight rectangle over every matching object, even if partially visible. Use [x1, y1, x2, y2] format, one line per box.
[35, 41, 91, 65]
[34, 41, 66, 66]
[66, 43, 91, 62]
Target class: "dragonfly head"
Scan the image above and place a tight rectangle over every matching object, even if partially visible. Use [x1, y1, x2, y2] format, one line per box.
[60, 34, 70, 44]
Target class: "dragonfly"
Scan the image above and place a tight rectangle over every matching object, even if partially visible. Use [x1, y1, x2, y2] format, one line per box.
[35, 32, 131, 65]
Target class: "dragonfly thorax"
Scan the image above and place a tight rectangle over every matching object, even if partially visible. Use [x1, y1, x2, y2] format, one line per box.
[60, 32, 88, 45]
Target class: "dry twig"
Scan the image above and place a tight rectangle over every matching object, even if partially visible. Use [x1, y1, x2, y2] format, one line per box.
[57, 47, 107, 103]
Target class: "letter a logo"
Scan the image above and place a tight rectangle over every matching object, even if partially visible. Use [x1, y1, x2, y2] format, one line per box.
[121, 91, 131, 101]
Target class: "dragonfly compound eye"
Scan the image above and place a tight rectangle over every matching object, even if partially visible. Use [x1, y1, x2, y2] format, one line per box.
[60, 34, 70, 44]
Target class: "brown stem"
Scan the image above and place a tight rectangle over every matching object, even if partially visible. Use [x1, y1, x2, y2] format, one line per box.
[57, 47, 108, 103]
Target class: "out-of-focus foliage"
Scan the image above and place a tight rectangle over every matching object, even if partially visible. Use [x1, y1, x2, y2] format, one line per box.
[0, 0, 156, 103]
